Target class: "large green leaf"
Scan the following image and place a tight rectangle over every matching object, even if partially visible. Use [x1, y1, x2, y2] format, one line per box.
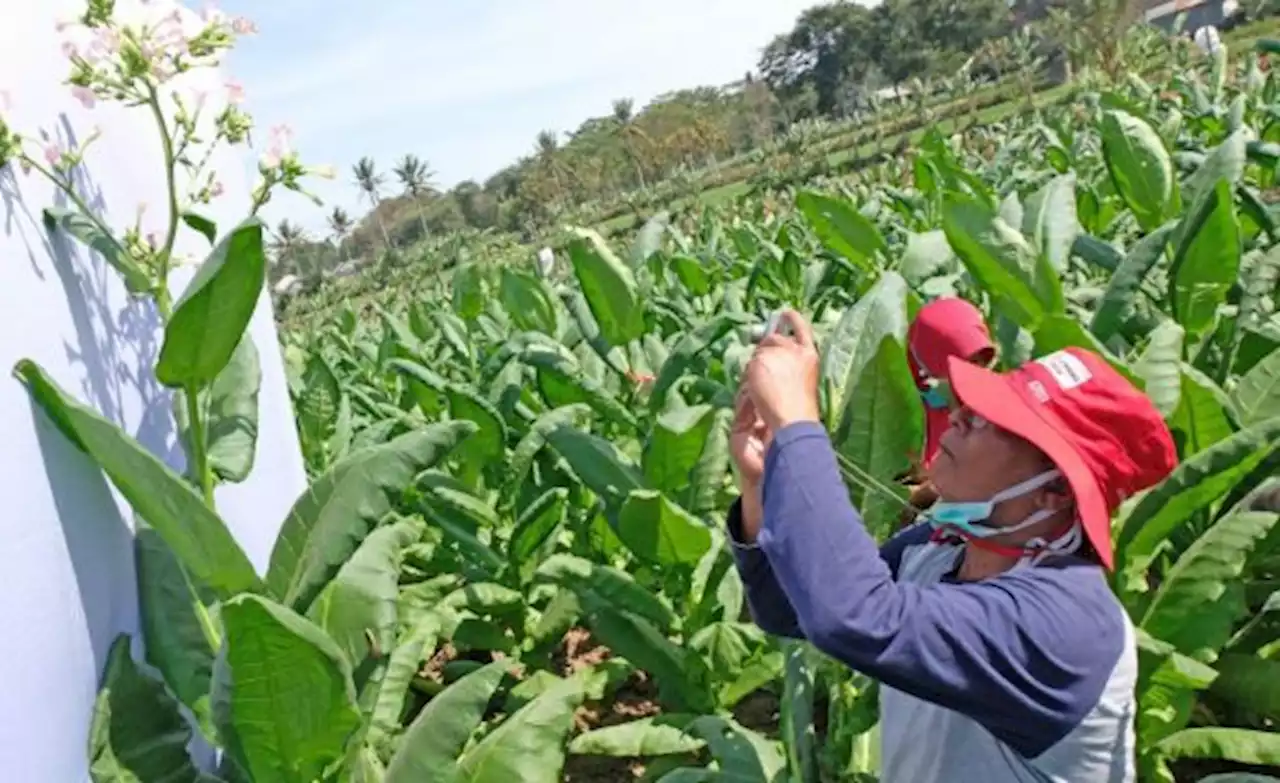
[570, 715, 705, 756]
[503, 404, 591, 506]
[15, 360, 260, 598]
[157, 219, 267, 389]
[545, 425, 647, 509]
[617, 490, 713, 566]
[1116, 418, 1280, 593]
[296, 353, 340, 451]
[385, 661, 510, 781]
[88, 635, 202, 783]
[796, 190, 887, 273]
[308, 519, 422, 667]
[942, 193, 1063, 329]
[1210, 653, 1280, 720]
[1140, 512, 1280, 662]
[534, 554, 677, 631]
[1099, 110, 1174, 231]
[644, 404, 717, 493]
[367, 612, 443, 753]
[509, 487, 569, 569]
[781, 641, 820, 783]
[819, 273, 921, 532]
[1169, 365, 1235, 457]
[1232, 347, 1280, 427]
[134, 527, 217, 741]
[267, 422, 476, 611]
[1183, 129, 1248, 208]
[588, 606, 714, 713]
[1169, 179, 1241, 343]
[898, 229, 959, 285]
[453, 263, 487, 320]
[567, 227, 646, 346]
[1154, 727, 1280, 766]
[1090, 223, 1176, 343]
[523, 349, 637, 430]
[454, 673, 589, 782]
[206, 335, 260, 483]
[649, 314, 749, 413]
[1021, 173, 1080, 274]
[213, 595, 361, 783]
[43, 207, 151, 294]
[1133, 321, 1185, 417]
[499, 267, 559, 336]
[686, 716, 786, 782]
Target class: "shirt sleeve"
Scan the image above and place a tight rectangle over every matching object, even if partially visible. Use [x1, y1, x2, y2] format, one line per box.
[757, 421, 1127, 759]
[725, 498, 802, 638]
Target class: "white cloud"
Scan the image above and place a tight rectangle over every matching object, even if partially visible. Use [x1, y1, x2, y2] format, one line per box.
[223, 0, 822, 231]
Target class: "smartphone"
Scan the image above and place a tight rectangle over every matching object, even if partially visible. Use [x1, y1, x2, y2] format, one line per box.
[755, 310, 793, 342]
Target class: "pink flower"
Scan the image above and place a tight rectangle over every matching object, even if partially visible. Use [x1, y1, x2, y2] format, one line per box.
[210, 179, 225, 197]
[262, 124, 294, 167]
[153, 11, 188, 57]
[87, 27, 120, 63]
[231, 17, 257, 35]
[200, 3, 226, 25]
[225, 80, 245, 105]
[71, 86, 95, 109]
[62, 41, 79, 59]
[43, 140, 61, 167]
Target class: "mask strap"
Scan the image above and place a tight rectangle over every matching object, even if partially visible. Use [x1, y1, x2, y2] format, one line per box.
[989, 469, 1063, 505]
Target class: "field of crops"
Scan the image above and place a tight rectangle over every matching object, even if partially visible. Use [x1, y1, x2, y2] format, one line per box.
[256, 33, 1280, 783]
[14, 6, 1280, 782]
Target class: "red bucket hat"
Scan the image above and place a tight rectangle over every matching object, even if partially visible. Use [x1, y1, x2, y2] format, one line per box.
[908, 298, 994, 466]
[947, 347, 1178, 570]
[907, 298, 994, 384]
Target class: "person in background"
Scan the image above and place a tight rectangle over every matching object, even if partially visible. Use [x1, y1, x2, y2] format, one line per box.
[902, 297, 997, 520]
[728, 310, 1177, 783]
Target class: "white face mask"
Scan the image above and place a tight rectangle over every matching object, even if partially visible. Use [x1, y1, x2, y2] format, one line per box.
[924, 469, 1065, 540]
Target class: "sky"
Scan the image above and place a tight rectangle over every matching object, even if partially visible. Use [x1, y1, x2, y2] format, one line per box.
[217, 0, 820, 234]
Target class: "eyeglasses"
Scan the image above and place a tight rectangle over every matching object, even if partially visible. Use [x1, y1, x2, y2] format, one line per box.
[948, 405, 990, 432]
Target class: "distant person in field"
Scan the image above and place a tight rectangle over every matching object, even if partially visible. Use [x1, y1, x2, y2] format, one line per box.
[728, 310, 1177, 783]
[902, 297, 997, 521]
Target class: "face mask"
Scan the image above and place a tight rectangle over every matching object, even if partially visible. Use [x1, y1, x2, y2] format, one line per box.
[926, 469, 1064, 540]
[920, 383, 949, 410]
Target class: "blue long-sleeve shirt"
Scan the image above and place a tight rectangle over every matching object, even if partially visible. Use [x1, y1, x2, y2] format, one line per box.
[729, 422, 1137, 783]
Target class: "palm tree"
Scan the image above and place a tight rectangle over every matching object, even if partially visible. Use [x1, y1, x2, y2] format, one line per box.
[328, 207, 352, 264]
[393, 154, 436, 241]
[271, 219, 314, 279]
[352, 156, 392, 251]
[535, 130, 566, 207]
[612, 98, 650, 191]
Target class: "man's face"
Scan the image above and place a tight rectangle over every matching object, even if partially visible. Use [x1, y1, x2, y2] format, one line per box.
[928, 405, 1055, 504]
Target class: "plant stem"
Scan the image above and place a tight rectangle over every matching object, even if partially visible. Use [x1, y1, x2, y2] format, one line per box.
[184, 384, 214, 506]
[146, 82, 182, 298]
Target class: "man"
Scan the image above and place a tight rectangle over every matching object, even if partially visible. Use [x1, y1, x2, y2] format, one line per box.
[902, 297, 997, 519]
[908, 297, 997, 468]
[728, 311, 1177, 783]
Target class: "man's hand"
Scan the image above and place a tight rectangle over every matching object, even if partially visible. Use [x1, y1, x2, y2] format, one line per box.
[730, 390, 769, 488]
[744, 310, 821, 433]
[729, 390, 769, 542]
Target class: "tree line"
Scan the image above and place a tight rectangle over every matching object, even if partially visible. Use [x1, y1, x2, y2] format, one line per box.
[269, 0, 1147, 289]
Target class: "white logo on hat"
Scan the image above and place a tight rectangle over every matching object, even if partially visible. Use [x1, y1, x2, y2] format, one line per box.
[1036, 351, 1092, 390]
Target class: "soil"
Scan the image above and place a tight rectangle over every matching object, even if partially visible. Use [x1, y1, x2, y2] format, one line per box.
[733, 689, 782, 737]
[558, 627, 668, 783]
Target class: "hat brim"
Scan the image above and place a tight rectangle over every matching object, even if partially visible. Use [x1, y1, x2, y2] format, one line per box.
[947, 357, 1113, 569]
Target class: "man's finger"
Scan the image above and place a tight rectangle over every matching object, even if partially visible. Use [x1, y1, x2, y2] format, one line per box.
[780, 310, 816, 349]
